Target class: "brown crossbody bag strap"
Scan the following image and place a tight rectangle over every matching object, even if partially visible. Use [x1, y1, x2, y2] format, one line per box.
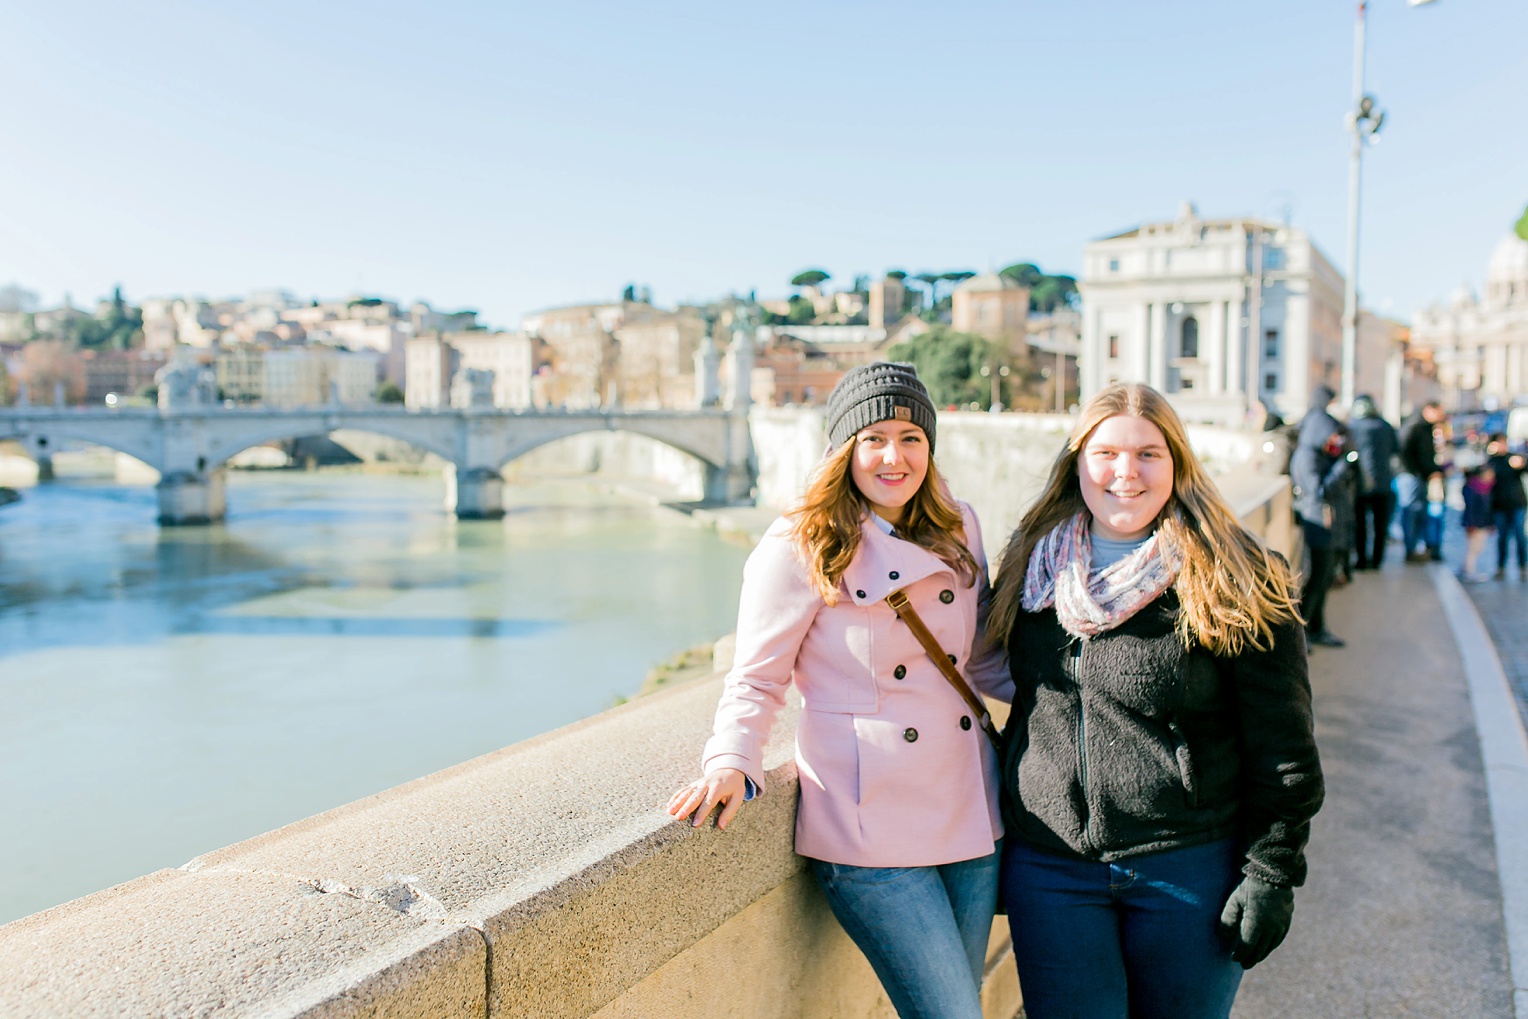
[885, 589, 1002, 749]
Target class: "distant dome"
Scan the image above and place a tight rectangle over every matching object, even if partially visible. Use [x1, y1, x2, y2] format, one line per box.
[957, 272, 1024, 293]
[1487, 234, 1528, 284]
[1450, 283, 1477, 310]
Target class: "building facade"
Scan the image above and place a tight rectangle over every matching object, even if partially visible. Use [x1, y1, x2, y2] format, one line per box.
[522, 303, 624, 409]
[242, 348, 380, 408]
[1078, 203, 1350, 425]
[609, 310, 706, 410]
[451, 331, 535, 410]
[404, 334, 456, 410]
[1409, 235, 1528, 410]
[951, 272, 1030, 346]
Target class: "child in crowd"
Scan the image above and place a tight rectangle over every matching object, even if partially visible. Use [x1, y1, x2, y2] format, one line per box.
[1461, 465, 1495, 582]
[1425, 471, 1448, 558]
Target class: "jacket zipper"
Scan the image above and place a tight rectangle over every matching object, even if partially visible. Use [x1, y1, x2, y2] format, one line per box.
[1069, 638, 1093, 854]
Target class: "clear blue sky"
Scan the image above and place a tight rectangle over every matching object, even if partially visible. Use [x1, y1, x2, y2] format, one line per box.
[1, 0, 1523, 328]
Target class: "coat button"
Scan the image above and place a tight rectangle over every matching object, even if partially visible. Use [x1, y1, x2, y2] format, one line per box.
[940, 590, 954, 604]
[893, 664, 906, 680]
[889, 571, 899, 580]
[856, 589, 866, 599]
[948, 654, 957, 665]
[960, 716, 972, 731]
[903, 728, 919, 743]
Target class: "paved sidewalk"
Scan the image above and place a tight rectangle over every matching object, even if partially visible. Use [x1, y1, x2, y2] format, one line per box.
[1466, 576, 1528, 729]
[1231, 560, 1518, 1018]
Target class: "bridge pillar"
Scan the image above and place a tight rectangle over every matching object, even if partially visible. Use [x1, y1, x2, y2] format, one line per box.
[156, 469, 226, 525]
[703, 462, 754, 504]
[19, 433, 56, 481]
[445, 466, 504, 519]
[703, 409, 756, 505]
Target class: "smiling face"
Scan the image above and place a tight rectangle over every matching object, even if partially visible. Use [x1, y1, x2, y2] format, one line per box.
[1078, 413, 1174, 542]
[848, 420, 929, 526]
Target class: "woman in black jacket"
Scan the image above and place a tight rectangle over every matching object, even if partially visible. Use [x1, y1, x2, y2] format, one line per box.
[986, 382, 1324, 1019]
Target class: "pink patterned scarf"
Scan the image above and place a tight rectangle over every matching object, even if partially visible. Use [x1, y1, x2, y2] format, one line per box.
[1020, 513, 1183, 638]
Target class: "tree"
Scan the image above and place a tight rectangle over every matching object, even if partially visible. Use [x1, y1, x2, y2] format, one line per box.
[885, 270, 907, 281]
[1000, 262, 1044, 288]
[786, 295, 816, 325]
[1517, 204, 1528, 243]
[791, 269, 831, 289]
[887, 325, 1000, 408]
[376, 380, 405, 404]
[942, 271, 977, 288]
[621, 284, 637, 302]
[1000, 263, 1079, 312]
[1030, 274, 1078, 313]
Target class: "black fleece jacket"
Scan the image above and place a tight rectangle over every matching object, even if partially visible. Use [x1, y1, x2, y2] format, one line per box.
[1002, 590, 1324, 887]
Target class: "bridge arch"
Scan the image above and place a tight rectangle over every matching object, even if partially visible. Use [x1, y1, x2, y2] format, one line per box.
[202, 421, 458, 470]
[0, 417, 164, 474]
[494, 422, 726, 473]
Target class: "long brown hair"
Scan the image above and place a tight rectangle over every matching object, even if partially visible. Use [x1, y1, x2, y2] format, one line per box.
[788, 434, 979, 604]
[987, 383, 1299, 655]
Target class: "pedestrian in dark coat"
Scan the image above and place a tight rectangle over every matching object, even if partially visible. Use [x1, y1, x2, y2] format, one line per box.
[1289, 384, 1349, 647]
[1486, 433, 1528, 579]
[1397, 403, 1446, 560]
[1347, 394, 1399, 569]
[986, 382, 1323, 1019]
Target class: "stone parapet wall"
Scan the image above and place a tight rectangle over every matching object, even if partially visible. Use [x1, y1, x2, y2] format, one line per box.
[752, 407, 1270, 565]
[0, 659, 1023, 1018]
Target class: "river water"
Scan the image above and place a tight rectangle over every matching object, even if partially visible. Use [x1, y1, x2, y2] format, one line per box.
[0, 468, 751, 925]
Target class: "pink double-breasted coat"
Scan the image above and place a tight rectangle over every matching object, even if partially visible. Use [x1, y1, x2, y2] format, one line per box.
[702, 503, 1013, 867]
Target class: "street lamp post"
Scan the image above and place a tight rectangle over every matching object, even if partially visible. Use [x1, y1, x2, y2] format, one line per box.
[1340, 0, 1437, 410]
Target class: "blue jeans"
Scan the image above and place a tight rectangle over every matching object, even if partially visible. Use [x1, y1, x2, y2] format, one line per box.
[1497, 508, 1527, 570]
[1002, 837, 1244, 1019]
[810, 846, 999, 1019]
[1396, 473, 1432, 555]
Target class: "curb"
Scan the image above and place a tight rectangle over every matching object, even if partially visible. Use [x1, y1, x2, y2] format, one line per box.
[1433, 564, 1528, 1018]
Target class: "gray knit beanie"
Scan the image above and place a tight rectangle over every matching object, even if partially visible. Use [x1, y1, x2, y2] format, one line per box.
[825, 362, 938, 453]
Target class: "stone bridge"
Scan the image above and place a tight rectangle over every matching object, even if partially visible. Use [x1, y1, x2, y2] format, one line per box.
[0, 403, 755, 524]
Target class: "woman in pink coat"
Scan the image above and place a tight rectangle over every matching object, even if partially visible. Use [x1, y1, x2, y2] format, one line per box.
[668, 362, 1011, 1019]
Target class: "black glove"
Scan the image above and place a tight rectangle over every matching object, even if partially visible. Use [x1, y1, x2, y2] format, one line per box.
[1217, 876, 1294, 969]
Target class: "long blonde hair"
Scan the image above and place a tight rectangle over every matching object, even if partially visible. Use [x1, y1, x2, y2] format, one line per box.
[988, 383, 1299, 655]
[788, 435, 979, 604]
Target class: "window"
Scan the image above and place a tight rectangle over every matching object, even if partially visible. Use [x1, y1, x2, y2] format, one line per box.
[1108, 334, 1120, 359]
[1108, 259, 1120, 272]
[1264, 328, 1279, 358]
[1264, 373, 1278, 392]
[1180, 316, 1199, 359]
[1179, 377, 1195, 390]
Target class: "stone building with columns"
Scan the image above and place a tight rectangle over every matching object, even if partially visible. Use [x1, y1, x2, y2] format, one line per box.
[1409, 234, 1528, 410]
[1078, 203, 1349, 426]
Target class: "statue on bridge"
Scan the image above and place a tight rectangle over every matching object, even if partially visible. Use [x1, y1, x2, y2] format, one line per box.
[450, 368, 496, 410]
[155, 362, 218, 411]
